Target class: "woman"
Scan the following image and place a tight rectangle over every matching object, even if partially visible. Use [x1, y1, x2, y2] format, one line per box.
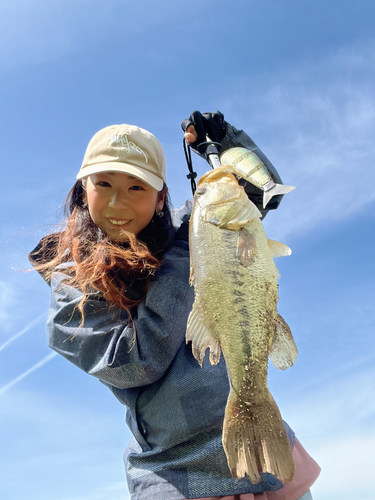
[30, 111, 320, 499]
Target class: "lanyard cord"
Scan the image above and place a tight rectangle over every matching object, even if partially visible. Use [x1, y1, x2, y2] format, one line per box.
[183, 139, 222, 196]
[183, 138, 197, 196]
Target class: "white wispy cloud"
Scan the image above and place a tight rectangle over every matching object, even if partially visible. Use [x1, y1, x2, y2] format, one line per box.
[0, 383, 131, 499]
[278, 363, 375, 500]
[0, 280, 15, 327]
[0, 0, 212, 73]
[214, 38, 375, 241]
[0, 311, 47, 353]
[61, 483, 129, 500]
[0, 352, 57, 397]
[311, 435, 375, 500]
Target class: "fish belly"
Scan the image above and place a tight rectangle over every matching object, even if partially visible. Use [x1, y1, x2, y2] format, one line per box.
[188, 214, 295, 484]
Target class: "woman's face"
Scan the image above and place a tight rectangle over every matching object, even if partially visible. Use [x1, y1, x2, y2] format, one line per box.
[84, 172, 166, 241]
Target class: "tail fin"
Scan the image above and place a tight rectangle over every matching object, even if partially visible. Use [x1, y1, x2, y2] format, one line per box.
[263, 183, 296, 208]
[222, 388, 295, 483]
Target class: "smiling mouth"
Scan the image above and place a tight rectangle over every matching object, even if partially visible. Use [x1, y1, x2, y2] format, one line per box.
[108, 219, 130, 226]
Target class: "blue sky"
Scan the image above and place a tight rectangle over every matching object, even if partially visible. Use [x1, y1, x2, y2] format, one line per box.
[0, 1, 374, 499]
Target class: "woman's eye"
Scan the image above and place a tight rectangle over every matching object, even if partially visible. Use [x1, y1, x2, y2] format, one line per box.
[96, 181, 112, 187]
[130, 185, 145, 191]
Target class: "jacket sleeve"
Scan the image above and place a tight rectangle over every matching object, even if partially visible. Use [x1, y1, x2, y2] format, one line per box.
[46, 242, 194, 389]
[220, 123, 284, 217]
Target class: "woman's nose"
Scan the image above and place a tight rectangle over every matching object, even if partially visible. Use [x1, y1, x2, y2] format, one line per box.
[109, 190, 128, 208]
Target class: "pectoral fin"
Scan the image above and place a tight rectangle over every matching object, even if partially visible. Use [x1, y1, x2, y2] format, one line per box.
[267, 239, 292, 257]
[269, 314, 298, 370]
[237, 228, 257, 266]
[186, 299, 221, 366]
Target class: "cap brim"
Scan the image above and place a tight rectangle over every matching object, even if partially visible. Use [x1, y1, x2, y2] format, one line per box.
[77, 162, 164, 191]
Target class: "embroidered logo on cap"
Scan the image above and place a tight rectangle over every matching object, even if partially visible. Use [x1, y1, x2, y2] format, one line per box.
[108, 134, 148, 163]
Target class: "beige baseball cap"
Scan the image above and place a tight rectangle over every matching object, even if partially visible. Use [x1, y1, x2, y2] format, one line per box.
[77, 124, 166, 191]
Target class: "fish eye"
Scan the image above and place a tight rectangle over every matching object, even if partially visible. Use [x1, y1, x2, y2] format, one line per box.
[196, 187, 206, 195]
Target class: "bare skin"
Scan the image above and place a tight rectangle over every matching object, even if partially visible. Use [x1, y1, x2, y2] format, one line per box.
[184, 124, 198, 145]
[83, 172, 166, 241]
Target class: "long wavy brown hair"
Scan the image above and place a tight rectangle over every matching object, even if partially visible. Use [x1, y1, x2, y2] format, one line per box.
[30, 180, 175, 320]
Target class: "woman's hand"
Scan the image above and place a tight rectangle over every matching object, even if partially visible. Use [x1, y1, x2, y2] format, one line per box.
[184, 124, 198, 145]
[181, 110, 227, 156]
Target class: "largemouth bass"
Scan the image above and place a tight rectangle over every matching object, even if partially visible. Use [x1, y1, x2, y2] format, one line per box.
[186, 166, 298, 484]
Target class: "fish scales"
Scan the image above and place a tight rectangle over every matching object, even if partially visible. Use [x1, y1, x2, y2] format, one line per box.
[187, 166, 298, 484]
[190, 209, 274, 396]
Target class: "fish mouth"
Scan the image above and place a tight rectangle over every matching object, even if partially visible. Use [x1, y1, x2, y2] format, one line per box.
[197, 165, 237, 187]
